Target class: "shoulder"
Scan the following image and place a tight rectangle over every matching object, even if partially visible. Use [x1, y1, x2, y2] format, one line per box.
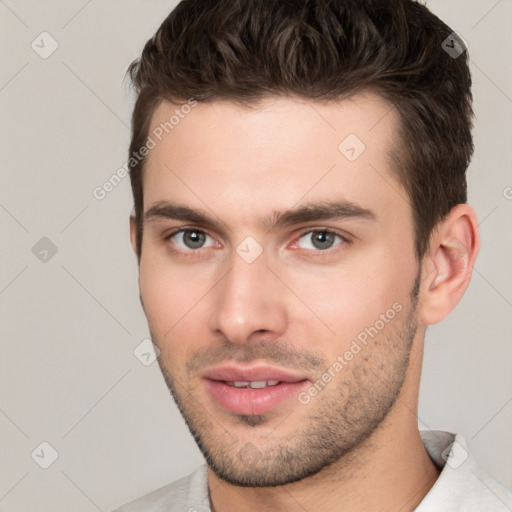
[111, 465, 209, 512]
[417, 431, 512, 511]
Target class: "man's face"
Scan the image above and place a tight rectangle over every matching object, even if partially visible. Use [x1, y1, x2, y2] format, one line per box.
[133, 94, 422, 486]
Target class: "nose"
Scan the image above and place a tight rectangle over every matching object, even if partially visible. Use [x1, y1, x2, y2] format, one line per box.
[208, 248, 288, 345]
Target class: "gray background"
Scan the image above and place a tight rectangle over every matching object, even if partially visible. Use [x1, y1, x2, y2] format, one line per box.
[1, 1, 511, 511]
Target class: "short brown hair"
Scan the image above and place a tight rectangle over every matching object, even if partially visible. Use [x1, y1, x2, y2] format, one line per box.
[126, 0, 473, 261]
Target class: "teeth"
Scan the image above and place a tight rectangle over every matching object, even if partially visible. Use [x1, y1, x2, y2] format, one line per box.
[233, 381, 250, 388]
[225, 380, 280, 389]
[249, 381, 268, 389]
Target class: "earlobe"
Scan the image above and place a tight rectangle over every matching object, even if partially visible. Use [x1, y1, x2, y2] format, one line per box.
[420, 204, 480, 325]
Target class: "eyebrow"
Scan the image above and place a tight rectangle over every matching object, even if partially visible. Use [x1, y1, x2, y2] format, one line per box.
[144, 199, 376, 233]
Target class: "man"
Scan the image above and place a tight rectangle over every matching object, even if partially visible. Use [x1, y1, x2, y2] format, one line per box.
[114, 0, 512, 510]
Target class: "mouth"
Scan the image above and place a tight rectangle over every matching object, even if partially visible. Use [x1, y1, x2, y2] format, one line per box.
[202, 364, 310, 416]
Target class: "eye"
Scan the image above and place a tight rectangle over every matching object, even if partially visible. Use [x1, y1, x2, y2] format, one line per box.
[295, 230, 346, 251]
[166, 228, 216, 251]
[164, 228, 348, 256]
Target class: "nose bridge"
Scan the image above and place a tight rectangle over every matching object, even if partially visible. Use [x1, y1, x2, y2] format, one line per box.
[208, 248, 288, 344]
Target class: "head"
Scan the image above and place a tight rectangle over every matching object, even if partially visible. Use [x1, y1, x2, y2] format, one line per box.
[126, 0, 479, 487]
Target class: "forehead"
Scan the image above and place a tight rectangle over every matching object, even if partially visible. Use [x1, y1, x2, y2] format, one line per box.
[142, 93, 407, 228]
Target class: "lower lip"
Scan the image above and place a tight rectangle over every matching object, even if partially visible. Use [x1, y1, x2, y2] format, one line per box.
[204, 379, 309, 416]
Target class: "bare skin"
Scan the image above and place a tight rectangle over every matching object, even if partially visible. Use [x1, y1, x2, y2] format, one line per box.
[130, 93, 479, 512]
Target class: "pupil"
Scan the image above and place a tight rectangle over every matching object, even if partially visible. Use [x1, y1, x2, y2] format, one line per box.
[185, 230, 205, 249]
[313, 231, 334, 250]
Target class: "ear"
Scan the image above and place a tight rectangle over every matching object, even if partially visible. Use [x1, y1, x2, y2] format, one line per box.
[129, 214, 138, 255]
[419, 204, 480, 325]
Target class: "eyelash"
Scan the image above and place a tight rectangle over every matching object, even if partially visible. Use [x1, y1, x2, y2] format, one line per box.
[163, 227, 350, 258]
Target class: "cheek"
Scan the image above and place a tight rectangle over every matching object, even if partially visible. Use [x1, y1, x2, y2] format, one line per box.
[290, 273, 384, 350]
[139, 255, 214, 355]
[140, 247, 205, 310]
[282, 248, 413, 349]
[139, 256, 186, 338]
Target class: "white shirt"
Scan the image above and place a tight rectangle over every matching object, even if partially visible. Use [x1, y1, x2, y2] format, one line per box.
[112, 430, 512, 511]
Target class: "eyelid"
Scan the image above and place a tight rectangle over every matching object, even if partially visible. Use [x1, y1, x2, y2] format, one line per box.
[164, 226, 210, 240]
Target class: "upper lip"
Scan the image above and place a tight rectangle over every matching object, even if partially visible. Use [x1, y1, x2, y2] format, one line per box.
[202, 364, 308, 383]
